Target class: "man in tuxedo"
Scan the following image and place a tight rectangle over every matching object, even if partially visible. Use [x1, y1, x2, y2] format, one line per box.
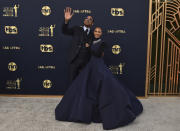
[62, 7, 94, 84]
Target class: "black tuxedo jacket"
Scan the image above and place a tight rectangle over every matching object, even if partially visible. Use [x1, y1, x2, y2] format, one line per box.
[62, 21, 93, 63]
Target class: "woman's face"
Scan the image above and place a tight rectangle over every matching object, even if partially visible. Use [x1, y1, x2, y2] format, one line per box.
[94, 27, 102, 38]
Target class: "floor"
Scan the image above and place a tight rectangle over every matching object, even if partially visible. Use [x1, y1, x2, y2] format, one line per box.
[0, 96, 180, 131]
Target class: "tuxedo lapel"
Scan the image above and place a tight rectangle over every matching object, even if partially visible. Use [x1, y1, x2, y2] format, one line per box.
[79, 26, 92, 45]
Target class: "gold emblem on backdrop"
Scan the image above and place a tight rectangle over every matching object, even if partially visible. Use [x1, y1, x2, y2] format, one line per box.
[41, 6, 51, 16]
[5, 26, 18, 34]
[8, 62, 17, 71]
[111, 8, 124, 16]
[38, 25, 55, 37]
[43, 80, 52, 88]
[40, 44, 53, 52]
[146, 0, 180, 96]
[112, 45, 121, 55]
[3, 4, 19, 17]
[6, 78, 22, 90]
[109, 63, 125, 75]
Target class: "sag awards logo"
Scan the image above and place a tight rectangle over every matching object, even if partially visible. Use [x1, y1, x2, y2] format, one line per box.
[43, 80, 52, 88]
[111, 8, 124, 16]
[2, 46, 21, 50]
[3, 4, 20, 17]
[38, 25, 55, 37]
[5, 26, 18, 34]
[38, 65, 55, 70]
[112, 45, 121, 55]
[40, 44, 53, 53]
[8, 62, 17, 71]
[109, 63, 125, 75]
[6, 78, 22, 90]
[73, 9, 91, 14]
[107, 29, 126, 34]
[41, 6, 51, 16]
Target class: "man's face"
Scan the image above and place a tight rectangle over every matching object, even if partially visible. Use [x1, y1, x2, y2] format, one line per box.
[83, 16, 94, 27]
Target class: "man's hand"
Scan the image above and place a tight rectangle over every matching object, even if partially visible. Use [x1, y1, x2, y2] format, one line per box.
[101, 52, 104, 57]
[64, 7, 74, 24]
[85, 43, 90, 48]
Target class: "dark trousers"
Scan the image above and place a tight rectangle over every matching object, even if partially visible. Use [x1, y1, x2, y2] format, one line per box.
[69, 52, 90, 85]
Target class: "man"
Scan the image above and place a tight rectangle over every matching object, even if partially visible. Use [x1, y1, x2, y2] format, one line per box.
[62, 7, 94, 84]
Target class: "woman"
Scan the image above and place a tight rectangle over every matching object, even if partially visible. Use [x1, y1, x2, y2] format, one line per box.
[55, 27, 143, 130]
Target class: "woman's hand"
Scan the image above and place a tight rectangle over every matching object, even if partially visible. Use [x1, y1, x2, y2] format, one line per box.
[64, 7, 74, 24]
[85, 43, 90, 48]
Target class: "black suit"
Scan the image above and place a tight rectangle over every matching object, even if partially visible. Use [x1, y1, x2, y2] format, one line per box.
[62, 21, 93, 84]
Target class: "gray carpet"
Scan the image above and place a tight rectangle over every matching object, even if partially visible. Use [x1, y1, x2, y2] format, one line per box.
[0, 96, 180, 131]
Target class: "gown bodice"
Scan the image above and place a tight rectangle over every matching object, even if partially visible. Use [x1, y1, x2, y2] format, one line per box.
[90, 38, 105, 58]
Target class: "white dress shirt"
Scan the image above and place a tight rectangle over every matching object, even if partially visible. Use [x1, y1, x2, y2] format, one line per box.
[83, 26, 90, 35]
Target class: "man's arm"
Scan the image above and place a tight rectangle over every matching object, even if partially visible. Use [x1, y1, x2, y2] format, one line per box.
[62, 20, 74, 35]
[61, 7, 74, 36]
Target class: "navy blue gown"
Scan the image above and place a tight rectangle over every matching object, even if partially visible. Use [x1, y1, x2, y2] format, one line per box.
[55, 38, 143, 130]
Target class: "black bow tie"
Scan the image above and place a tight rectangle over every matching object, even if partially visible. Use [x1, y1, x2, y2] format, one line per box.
[85, 29, 88, 34]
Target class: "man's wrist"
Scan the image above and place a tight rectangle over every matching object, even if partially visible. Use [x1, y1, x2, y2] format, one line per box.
[65, 19, 69, 24]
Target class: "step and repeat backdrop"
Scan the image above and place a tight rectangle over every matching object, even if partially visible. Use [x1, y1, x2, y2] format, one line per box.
[0, 0, 149, 96]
